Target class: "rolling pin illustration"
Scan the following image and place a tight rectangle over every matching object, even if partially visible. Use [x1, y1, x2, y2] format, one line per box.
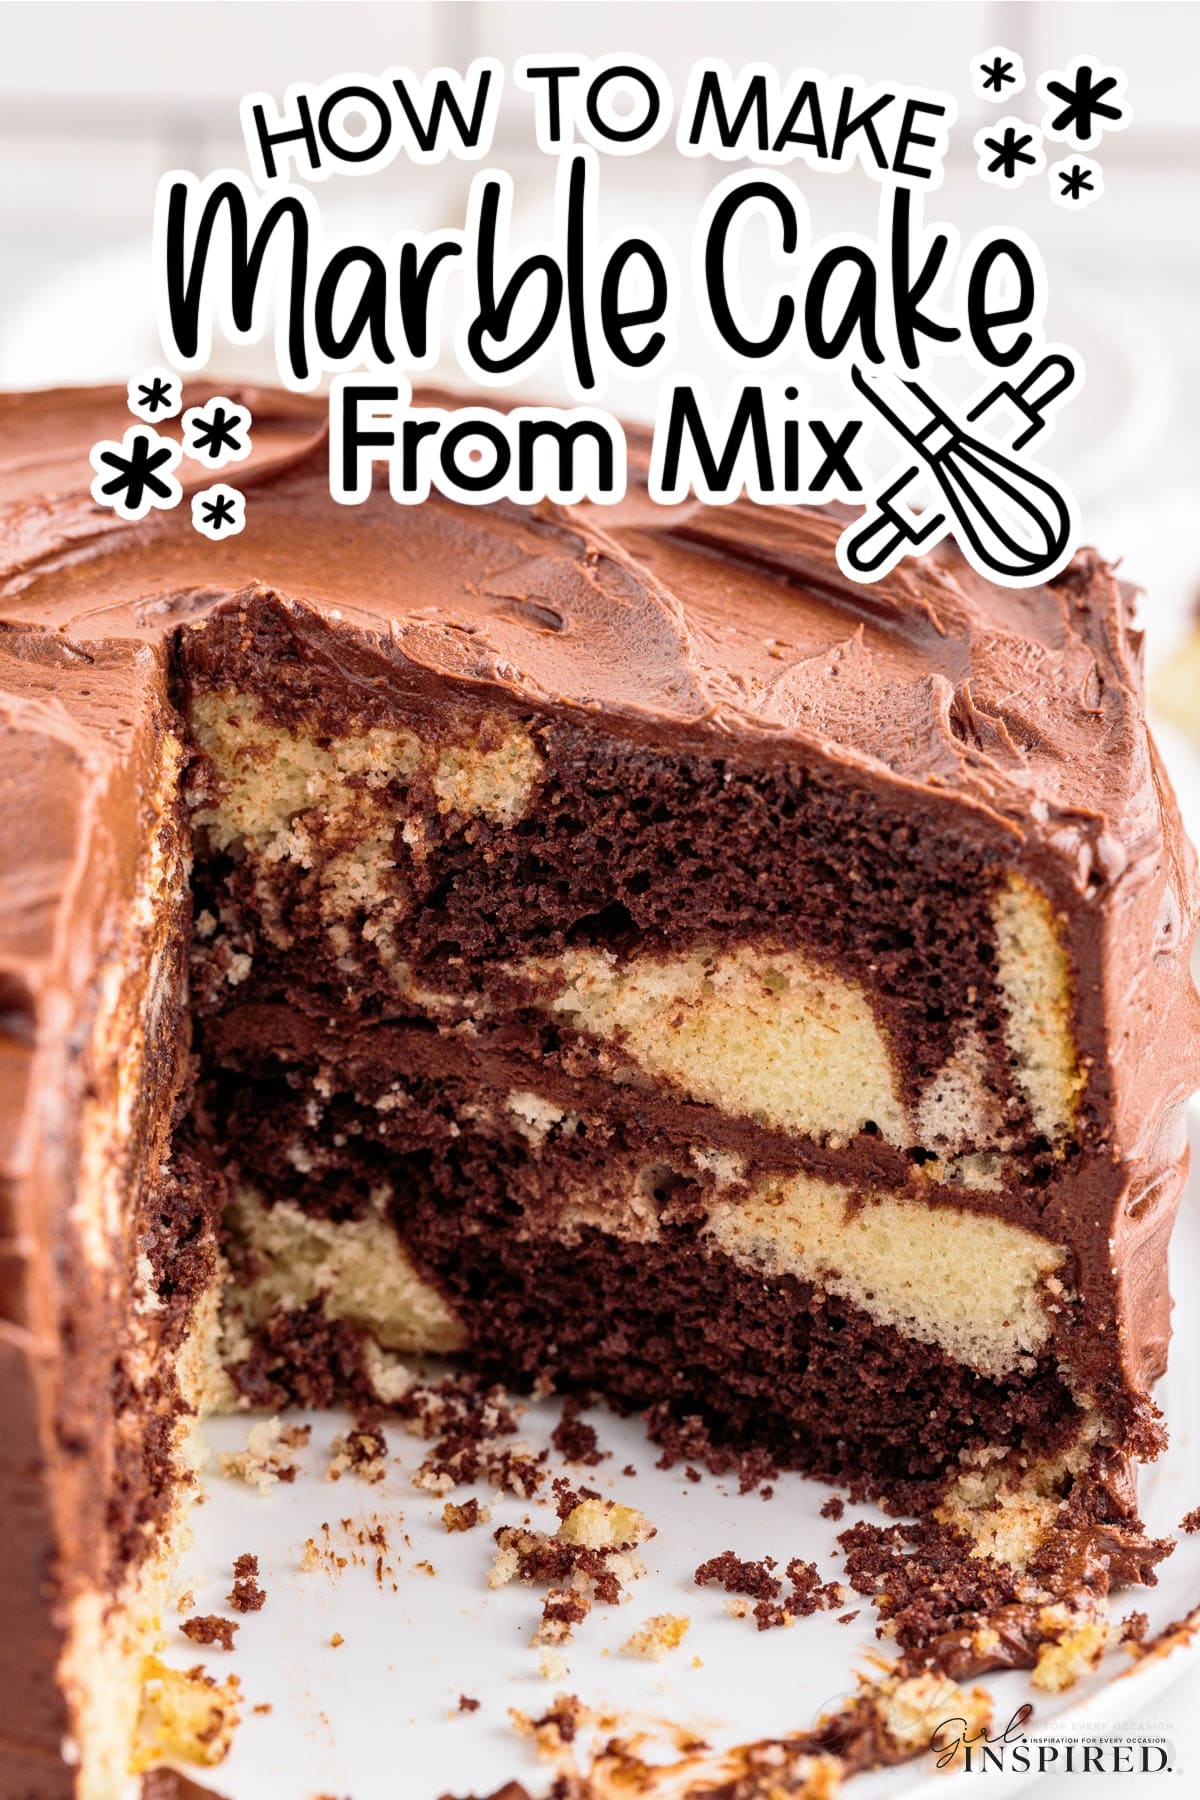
[842, 355, 1077, 582]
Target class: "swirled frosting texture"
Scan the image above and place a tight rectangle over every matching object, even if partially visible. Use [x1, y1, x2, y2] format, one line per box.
[0, 385, 1177, 857]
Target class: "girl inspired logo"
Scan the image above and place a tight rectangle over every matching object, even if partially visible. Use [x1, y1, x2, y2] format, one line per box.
[931, 1704, 1175, 1776]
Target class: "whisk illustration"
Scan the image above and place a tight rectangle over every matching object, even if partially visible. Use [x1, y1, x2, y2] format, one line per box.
[840, 354, 1078, 585]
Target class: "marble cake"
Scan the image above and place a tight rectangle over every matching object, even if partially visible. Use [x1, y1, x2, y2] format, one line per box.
[1, 384, 1198, 1797]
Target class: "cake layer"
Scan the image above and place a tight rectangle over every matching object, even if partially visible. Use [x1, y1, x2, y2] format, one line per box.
[173, 570, 1197, 1426]
[512, 902, 1082, 1161]
[218, 1177, 1087, 1509]
[197, 1023, 1088, 1419]
[191, 951, 1180, 1434]
[223, 1143, 1069, 1384]
[225, 1185, 466, 1358]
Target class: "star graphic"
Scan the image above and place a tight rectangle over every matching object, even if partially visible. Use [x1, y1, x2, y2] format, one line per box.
[1048, 154, 1104, 211]
[191, 483, 246, 541]
[974, 119, 1045, 187]
[89, 426, 182, 521]
[971, 45, 1025, 103]
[126, 367, 181, 424]
[182, 396, 252, 469]
[1039, 58, 1129, 145]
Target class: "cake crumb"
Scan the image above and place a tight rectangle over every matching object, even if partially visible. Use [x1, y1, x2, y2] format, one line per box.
[458, 1694, 480, 1713]
[176, 1590, 195, 1616]
[695, 1550, 841, 1630]
[133, 1656, 241, 1772]
[551, 1476, 600, 1520]
[443, 1497, 490, 1533]
[1181, 1506, 1200, 1534]
[330, 1632, 344, 1649]
[551, 1396, 608, 1467]
[228, 1552, 266, 1613]
[533, 1588, 592, 1647]
[328, 1421, 388, 1484]
[1120, 1611, 1150, 1646]
[558, 1497, 654, 1551]
[821, 1496, 846, 1521]
[1032, 1617, 1108, 1691]
[397, 1370, 547, 1498]
[621, 1613, 690, 1661]
[252, 1702, 272, 1715]
[219, 1417, 309, 1492]
[511, 1692, 591, 1756]
[648, 1404, 778, 1494]
[837, 1505, 1170, 1684]
[180, 1615, 238, 1653]
[538, 1649, 569, 1680]
[490, 1502, 655, 1646]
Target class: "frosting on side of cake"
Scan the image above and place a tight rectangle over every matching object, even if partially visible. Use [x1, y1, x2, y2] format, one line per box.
[0, 635, 224, 1799]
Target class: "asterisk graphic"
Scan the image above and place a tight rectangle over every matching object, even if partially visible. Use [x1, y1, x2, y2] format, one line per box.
[982, 125, 1039, 179]
[182, 399, 251, 466]
[191, 483, 246, 541]
[971, 45, 1025, 103]
[126, 367, 181, 424]
[1040, 60, 1128, 145]
[136, 376, 174, 414]
[1059, 164, 1094, 200]
[89, 427, 182, 521]
[1048, 154, 1104, 210]
[201, 492, 237, 530]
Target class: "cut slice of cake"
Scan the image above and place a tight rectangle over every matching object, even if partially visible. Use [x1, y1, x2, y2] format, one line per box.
[1, 384, 1198, 1796]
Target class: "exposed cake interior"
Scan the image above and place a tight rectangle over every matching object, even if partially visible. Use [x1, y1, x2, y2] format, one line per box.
[162, 592, 1165, 1513]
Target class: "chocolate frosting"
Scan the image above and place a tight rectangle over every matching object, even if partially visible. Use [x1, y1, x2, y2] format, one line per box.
[1, 383, 1198, 1792]
[0, 385, 1181, 829]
